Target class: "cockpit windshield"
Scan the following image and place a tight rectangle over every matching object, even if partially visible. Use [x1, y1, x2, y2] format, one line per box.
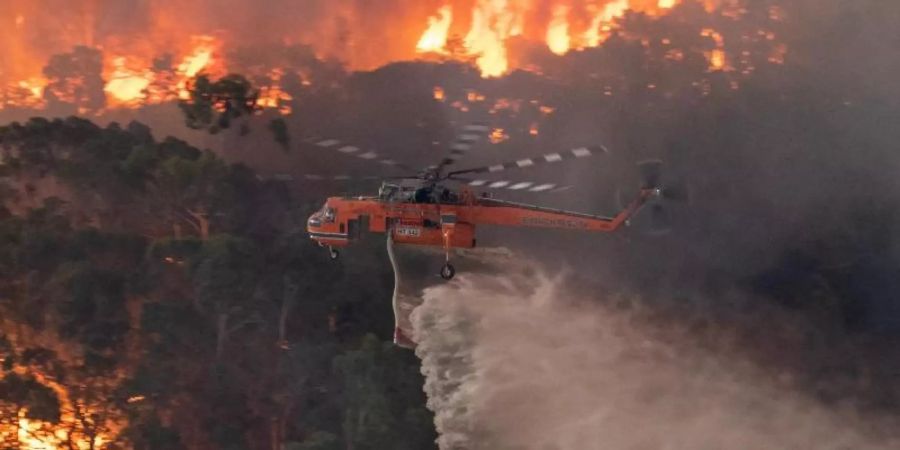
[322, 206, 336, 223]
[309, 204, 336, 228]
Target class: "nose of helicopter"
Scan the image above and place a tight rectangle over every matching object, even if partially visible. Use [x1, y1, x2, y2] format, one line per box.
[307, 212, 323, 230]
[307, 212, 325, 245]
[306, 206, 348, 251]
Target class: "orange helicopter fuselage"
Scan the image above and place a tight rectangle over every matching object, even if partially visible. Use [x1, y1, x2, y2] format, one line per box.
[306, 188, 656, 250]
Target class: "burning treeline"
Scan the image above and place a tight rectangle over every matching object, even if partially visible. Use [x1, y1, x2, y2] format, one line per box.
[0, 0, 783, 114]
[414, 0, 731, 76]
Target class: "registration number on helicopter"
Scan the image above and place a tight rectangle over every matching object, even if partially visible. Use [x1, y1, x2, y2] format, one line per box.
[395, 226, 422, 237]
[521, 217, 589, 229]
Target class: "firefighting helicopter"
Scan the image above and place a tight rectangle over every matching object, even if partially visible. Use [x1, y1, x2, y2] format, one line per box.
[296, 123, 683, 282]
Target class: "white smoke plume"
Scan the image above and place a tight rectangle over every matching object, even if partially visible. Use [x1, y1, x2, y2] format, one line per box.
[410, 253, 900, 450]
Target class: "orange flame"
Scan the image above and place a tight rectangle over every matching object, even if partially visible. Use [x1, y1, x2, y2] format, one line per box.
[417, 5, 453, 54]
[546, 5, 571, 55]
[255, 68, 294, 115]
[583, 0, 630, 47]
[658, 0, 677, 8]
[104, 57, 152, 106]
[2, 366, 122, 449]
[176, 36, 220, 99]
[464, 0, 525, 77]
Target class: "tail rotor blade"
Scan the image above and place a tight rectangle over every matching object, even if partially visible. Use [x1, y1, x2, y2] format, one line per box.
[617, 159, 688, 236]
[662, 183, 690, 202]
[638, 159, 663, 189]
[648, 204, 673, 235]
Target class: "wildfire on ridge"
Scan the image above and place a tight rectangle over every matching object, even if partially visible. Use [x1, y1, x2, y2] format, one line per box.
[2, 32, 299, 114]
[414, 0, 730, 77]
[0, 0, 783, 113]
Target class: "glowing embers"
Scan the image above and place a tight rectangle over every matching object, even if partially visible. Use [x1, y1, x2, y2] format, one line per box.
[768, 43, 787, 65]
[255, 69, 294, 115]
[701, 28, 730, 71]
[489, 127, 509, 144]
[467, 90, 486, 103]
[433, 86, 446, 102]
[417, 5, 453, 53]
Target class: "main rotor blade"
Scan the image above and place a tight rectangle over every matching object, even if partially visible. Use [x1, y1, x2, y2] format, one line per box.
[260, 173, 383, 182]
[461, 177, 574, 193]
[305, 137, 420, 174]
[430, 123, 492, 171]
[447, 145, 606, 178]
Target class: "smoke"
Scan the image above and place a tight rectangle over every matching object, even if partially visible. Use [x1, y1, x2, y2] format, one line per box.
[411, 253, 900, 450]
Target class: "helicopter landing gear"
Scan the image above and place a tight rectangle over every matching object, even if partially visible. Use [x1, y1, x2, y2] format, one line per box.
[328, 246, 340, 260]
[440, 227, 456, 281]
[440, 263, 456, 280]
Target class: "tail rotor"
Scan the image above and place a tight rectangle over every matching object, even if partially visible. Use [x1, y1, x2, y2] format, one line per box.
[618, 159, 690, 235]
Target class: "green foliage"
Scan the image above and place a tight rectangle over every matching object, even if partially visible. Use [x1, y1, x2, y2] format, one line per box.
[0, 114, 420, 446]
[188, 234, 261, 312]
[52, 262, 130, 353]
[333, 335, 436, 450]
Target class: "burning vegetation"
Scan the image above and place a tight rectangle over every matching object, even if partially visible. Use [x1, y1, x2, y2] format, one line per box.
[0, 0, 786, 116]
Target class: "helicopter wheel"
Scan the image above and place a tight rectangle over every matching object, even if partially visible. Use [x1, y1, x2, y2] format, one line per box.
[328, 247, 340, 260]
[440, 263, 456, 281]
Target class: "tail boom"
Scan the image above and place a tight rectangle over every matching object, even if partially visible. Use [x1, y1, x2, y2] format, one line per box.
[469, 188, 657, 232]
